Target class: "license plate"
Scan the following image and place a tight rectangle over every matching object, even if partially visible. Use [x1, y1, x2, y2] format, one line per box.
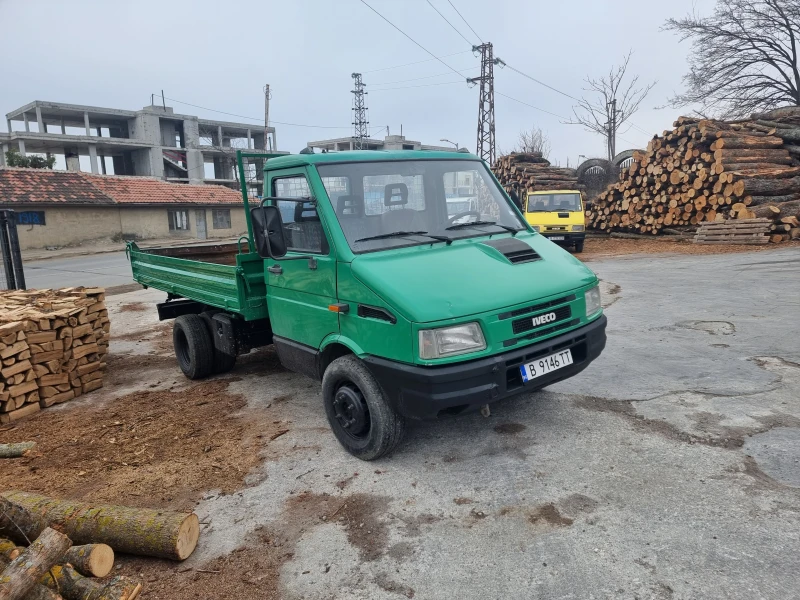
[519, 349, 573, 383]
[548, 235, 565, 241]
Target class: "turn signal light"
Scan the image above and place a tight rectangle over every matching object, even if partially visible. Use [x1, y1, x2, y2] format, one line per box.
[328, 303, 350, 313]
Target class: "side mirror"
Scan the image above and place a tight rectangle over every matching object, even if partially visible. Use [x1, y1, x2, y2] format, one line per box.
[250, 205, 288, 259]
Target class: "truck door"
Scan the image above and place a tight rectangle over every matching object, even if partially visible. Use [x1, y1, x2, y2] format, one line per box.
[265, 168, 339, 371]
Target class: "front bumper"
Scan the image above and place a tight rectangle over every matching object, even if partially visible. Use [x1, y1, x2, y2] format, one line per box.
[363, 315, 607, 420]
[543, 232, 585, 244]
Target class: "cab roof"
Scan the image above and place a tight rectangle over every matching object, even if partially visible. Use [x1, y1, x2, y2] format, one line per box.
[264, 149, 482, 170]
[528, 189, 583, 196]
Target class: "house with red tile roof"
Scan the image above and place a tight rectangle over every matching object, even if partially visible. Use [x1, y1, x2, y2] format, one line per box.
[0, 168, 247, 249]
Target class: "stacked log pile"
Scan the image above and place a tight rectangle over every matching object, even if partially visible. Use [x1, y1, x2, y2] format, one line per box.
[493, 152, 582, 193]
[0, 289, 108, 424]
[0, 491, 201, 599]
[587, 107, 800, 241]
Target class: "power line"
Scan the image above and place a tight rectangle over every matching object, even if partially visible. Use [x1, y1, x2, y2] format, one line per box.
[445, 0, 482, 43]
[502, 64, 580, 102]
[371, 80, 465, 92]
[359, 0, 465, 79]
[161, 95, 355, 130]
[496, 92, 569, 120]
[426, 0, 473, 46]
[372, 68, 477, 87]
[362, 50, 471, 74]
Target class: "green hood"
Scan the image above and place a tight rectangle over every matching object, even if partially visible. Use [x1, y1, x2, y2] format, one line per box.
[350, 234, 597, 323]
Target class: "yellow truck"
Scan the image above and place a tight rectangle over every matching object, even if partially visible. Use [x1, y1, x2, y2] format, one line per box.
[524, 189, 586, 253]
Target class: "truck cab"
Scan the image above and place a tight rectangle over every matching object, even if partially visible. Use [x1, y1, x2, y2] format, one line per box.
[129, 151, 606, 460]
[524, 189, 586, 252]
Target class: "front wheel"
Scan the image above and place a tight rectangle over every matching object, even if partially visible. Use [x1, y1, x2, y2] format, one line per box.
[321, 355, 405, 460]
[574, 240, 584, 253]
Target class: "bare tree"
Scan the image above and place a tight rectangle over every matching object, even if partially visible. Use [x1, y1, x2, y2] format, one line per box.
[567, 52, 656, 160]
[513, 126, 551, 158]
[664, 0, 800, 118]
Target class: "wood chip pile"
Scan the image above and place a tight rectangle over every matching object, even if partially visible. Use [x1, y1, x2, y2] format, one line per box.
[0, 288, 108, 424]
[493, 152, 582, 194]
[587, 107, 800, 241]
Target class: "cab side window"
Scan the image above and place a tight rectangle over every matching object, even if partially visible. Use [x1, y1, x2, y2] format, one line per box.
[272, 175, 328, 254]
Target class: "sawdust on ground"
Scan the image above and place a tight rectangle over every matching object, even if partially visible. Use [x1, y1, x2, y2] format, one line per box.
[579, 236, 800, 261]
[0, 377, 284, 511]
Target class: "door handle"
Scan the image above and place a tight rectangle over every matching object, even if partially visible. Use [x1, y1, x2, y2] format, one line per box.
[268, 265, 283, 275]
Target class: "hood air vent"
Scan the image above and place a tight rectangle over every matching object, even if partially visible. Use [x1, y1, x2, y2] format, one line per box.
[480, 238, 541, 264]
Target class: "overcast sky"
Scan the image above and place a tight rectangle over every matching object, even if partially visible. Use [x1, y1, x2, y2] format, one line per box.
[1, 0, 714, 167]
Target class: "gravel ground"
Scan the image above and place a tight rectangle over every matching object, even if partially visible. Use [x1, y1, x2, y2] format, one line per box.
[2, 245, 798, 599]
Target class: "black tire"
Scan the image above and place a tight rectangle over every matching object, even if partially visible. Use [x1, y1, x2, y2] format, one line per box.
[173, 314, 214, 380]
[200, 311, 237, 374]
[321, 355, 405, 460]
[574, 240, 584, 253]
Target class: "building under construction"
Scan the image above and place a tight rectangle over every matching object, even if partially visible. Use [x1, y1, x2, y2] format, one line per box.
[1, 100, 279, 189]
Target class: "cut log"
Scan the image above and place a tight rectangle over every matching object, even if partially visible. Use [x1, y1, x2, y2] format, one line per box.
[0, 556, 60, 600]
[0, 443, 36, 459]
[739, 177, 800, 196]
[0, 527, 71, 600]
[0, 540, 18, 561]
[40, 565, 141, 600]
[61, 544, 114, 578]
[0, 492, 199, 561]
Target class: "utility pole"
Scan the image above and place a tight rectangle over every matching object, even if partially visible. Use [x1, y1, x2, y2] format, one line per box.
[468, 43, 501, 166]
[351, 73, 369, 150]
[264, 84, 273, 151]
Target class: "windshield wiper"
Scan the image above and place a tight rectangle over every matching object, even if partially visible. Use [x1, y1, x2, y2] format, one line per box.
[354, 231, 452, 244]
[446, 221, 522, 235]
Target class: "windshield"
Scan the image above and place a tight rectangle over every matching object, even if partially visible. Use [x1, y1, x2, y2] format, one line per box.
[526, 193, 582, 212]
[317, 159, 526, 253]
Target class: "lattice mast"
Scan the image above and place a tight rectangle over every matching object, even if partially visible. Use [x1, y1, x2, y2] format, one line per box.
[351, 73, 369, 150]
[468, 43, 497, 165]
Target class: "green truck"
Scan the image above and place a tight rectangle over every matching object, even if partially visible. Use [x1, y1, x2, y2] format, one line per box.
[128, 150, 607, 460]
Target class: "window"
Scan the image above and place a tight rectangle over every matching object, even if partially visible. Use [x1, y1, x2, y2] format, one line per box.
[168, 210, 189, 231]
[363, 174, 424, 215]
[272, 175, 327, 254]
[526, 193, 582, 213]
[212, 209, 231, 229]
[318, 160, 525, 254]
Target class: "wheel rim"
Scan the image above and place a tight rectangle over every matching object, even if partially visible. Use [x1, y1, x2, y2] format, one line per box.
[332, 383, 371, 440]
[175, 328, 190, 370]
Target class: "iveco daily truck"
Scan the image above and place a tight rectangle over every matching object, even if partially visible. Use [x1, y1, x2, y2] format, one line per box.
[128, 150, 607, 460]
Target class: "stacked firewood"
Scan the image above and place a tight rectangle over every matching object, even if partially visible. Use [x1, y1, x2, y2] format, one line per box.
[0, 288, 109, 424]
[493, 152, 582, 193]
[0, 491, 201, 599]
[587, 107, 800, 241]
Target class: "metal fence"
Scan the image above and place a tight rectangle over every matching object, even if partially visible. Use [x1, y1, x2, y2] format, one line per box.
[0, 210, 26, 290]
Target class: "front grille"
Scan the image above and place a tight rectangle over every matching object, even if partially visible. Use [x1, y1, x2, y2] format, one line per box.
[545, 226, 567, 231]
[499, 294, 576, 321]
[504, 318, 580, 347]
[512, 305, 572, 335]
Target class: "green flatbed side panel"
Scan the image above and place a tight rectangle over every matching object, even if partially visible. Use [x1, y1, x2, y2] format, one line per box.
[129, 247, 268, 321]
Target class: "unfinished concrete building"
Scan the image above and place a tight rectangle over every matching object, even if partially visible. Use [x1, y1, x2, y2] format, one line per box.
[0, 100, 280, 192]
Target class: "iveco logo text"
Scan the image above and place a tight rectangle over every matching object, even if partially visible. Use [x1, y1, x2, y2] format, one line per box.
[531, 312, 557, 327]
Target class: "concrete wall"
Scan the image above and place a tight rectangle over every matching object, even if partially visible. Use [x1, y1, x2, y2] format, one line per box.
[8, 205, 247, 250]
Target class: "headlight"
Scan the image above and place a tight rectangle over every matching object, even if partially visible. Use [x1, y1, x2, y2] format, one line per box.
[419, 322, 486, 359]
[531, 225, 541, 232]
[585, 285, 602, 317]
[572, 225, 585, 232]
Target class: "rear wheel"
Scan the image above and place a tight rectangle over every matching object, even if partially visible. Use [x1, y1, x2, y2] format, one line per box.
[574, 240, 584, 253]
[200, 311, 237, 374]
[173, 314, 214, 380]
[322, 355, 405, 460]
